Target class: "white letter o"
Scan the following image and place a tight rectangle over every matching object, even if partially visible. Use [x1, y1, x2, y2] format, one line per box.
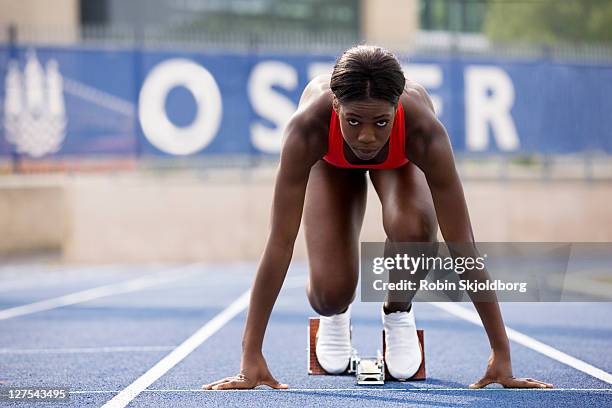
[139, 59, 222, 155]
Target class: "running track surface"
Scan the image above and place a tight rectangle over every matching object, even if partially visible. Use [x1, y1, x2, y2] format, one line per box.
[0, 262, 610, 407]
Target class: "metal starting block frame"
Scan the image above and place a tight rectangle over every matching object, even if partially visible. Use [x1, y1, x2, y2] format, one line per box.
[351, 350, 385, 385]
[308, 317, 426, 385]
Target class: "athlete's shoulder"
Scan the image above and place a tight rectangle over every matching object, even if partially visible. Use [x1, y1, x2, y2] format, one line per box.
[401, 78, 439, 133]
[401, 78, 449, 162]
[281, 74, 332, 160]
[285, 74, 332, 144]
[296, 74, 334, 126]
[401, 79, 436, 117]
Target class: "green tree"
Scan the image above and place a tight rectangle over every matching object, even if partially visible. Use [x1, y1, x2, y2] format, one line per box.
[483, 0, 612, 45]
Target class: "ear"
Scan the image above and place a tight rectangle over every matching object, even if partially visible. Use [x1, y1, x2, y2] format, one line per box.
[332, 95, 340, 115]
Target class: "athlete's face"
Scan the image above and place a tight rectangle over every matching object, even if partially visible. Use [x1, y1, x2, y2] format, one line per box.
[334, 97, 396, 160]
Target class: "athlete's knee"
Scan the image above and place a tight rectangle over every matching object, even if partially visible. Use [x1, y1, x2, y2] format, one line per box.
[307, 281, 355, 316]
[384, 210, 437, 243]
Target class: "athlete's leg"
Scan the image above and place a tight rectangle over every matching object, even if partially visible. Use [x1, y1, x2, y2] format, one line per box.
[369, 161, 438, 312]
[304, 160, 367, 317]
[369, 162, 437, 379]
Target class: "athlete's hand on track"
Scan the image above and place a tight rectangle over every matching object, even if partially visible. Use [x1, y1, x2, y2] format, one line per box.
[469, 351, 553, 389]
[202, 351, 288, 390]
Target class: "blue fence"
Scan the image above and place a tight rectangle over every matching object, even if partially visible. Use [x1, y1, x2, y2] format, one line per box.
[1, 44, 611, 161]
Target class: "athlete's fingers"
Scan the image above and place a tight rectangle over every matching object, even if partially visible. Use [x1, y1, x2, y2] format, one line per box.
[211, 380, 239, 390]
[259, 378, 289, 389]
[523, 378, 554, 388]
[206, 380, 236, 390]
[202, 377, 236, 390]
[525, 379, 554, 388]
[212, 379, 253, 390]
[468, 377, 494, 389]
[501, 377, 549, 389]
[524, 378, 554, 388]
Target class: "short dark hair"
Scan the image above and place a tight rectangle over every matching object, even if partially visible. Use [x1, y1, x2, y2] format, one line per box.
[330, 45, 405, 106]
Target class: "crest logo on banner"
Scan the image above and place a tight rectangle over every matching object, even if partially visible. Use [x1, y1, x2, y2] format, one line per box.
[3, 49, 67, 158]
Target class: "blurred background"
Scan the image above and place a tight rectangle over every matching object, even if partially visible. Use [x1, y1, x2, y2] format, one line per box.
[1, 0, 611, 264]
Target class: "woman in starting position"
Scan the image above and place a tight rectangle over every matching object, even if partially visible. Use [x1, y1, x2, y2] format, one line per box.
[203, 45, 553, 390]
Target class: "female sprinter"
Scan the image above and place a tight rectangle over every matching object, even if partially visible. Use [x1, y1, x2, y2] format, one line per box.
[203, 45, 553, 390]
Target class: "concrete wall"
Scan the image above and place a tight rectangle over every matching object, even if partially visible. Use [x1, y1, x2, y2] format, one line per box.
[0, 0, 421, 49]
[0, 181, 65, 256]
[360, 0, 419, 52]
[0, 0, 80, 44]
[1, 172, 611, 264]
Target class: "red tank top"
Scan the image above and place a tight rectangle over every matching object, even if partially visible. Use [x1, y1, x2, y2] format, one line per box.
[322, 103, 409, 169]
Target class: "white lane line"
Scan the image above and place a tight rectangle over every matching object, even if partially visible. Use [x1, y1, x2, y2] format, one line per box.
[100, 276, 307, 408]
[0, 265, 198, 321]
[70, 387, 612, 394]
[100, 289, 252, 408]
[429, 302, 612, 385]
[0, 265, 160, 293]
[0, 346, 175, 355]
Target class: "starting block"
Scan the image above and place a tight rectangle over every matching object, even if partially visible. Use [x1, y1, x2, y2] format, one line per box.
[308, 317, 426, 385]
[354, 351, 385, 385]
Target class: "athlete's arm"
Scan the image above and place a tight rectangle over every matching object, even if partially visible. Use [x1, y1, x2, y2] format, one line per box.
[405, 87, 510, 346]
[242, 113, 320, 355]
[203, 91, 325, 390]
[405, 86, 552, 389]
[242, 80, 328, 358]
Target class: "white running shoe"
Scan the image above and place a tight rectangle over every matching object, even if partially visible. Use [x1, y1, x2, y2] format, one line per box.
[315, 305, 352, 374]
[382, 306, 422, 380]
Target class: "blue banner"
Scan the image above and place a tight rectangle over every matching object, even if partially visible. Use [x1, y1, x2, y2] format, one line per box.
[1, 44, 611, 160]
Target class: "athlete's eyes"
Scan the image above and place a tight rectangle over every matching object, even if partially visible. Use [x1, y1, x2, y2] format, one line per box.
[346, 119, 387, 127]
